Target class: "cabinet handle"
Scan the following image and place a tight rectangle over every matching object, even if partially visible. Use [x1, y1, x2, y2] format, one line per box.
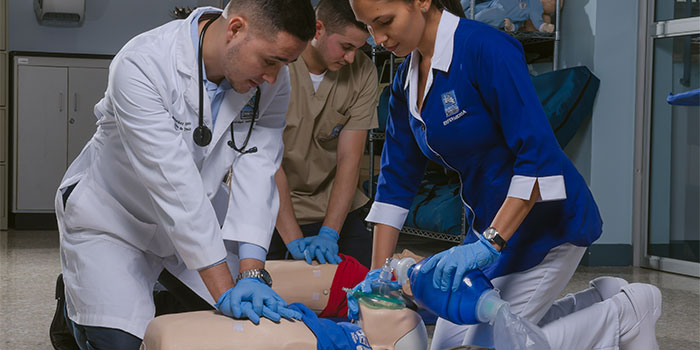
[59, 93, 64, 112]
[69, 118, 75, 124]
[74, 93, 78, 112]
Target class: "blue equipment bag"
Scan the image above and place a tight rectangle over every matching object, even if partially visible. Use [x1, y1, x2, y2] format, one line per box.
[531, 66, 600, 148]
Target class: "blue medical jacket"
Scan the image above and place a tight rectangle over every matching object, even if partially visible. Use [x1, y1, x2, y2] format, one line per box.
[371, 14, 602, 278]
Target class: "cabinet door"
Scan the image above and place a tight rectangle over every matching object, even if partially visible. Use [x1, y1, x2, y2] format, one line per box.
[1, 164, 6, 230]
[67, 67, 108, 164]
[0, 52, 6, 107]
[15, 66, 68, 212]
[0, 108, 6, 163]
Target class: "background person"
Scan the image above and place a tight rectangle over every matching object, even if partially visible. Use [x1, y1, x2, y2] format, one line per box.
[267, 0, 379, 268]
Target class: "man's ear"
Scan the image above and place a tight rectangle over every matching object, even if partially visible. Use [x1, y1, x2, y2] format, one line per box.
[225, 16, 246, 42]
[314, 19, 325, 40]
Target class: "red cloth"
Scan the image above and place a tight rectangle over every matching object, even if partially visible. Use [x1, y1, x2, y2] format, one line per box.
[319, 254, 369, 318]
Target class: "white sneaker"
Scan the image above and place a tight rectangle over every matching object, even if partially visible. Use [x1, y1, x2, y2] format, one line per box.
[615, 283, 662, 350]
[590, 276, 629, 300]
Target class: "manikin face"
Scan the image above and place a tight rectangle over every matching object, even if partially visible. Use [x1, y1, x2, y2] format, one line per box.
[313, 24, 370, 72]
[349, 0, 426, 57]
[222, 24, 308, 93]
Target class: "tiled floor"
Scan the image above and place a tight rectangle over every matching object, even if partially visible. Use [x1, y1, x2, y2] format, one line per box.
[1, 230, 699, 350]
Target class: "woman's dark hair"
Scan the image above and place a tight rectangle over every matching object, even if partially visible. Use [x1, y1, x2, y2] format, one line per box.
[431, 0, 466, 18]
[400, 0, 465, 18]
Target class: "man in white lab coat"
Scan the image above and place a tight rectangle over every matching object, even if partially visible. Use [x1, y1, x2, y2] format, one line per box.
[51, 1, 316, 349]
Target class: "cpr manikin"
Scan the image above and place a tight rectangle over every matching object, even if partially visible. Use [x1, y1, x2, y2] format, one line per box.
[357, 303, 428, 350]
[141, 258, 428, 350]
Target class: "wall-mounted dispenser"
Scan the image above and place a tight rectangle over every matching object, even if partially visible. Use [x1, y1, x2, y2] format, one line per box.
[34, 0, 86, 26]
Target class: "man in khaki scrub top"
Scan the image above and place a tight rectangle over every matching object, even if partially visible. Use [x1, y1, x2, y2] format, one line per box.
[267, 0, 378, 268]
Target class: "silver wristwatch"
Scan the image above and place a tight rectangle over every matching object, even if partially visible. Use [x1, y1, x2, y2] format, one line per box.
[236, 269, 272, 286]
[483, 227, 507, 250]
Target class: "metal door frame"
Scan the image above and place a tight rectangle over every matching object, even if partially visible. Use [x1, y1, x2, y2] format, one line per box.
[633, 0, 700, 277]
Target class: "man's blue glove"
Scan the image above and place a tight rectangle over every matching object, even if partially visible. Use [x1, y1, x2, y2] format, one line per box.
[420, 234, 501, 292]
[285, 237, 307, 260]
[215, 277, 302, 324]
[303, 225, 342, 264]
[346, 268, 400, 321]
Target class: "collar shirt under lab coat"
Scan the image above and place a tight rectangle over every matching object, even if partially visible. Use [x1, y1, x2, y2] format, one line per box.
[366, 12, 602, 278]
[57, 7, 287, 270]
[282, 53, 378, 224]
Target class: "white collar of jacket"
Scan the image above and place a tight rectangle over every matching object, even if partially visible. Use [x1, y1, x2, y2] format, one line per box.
[404, 10, 460, 90]
[173, 7, 258, 150]
[174, 6, 223, 79]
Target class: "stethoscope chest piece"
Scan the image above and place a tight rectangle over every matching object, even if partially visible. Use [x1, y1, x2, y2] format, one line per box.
[193, 125, 212, 147]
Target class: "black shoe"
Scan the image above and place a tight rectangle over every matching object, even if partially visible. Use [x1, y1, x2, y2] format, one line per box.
[49, 274, 79, 350]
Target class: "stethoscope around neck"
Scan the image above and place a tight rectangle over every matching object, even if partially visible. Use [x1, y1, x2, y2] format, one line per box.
[192, 15, 258, 154]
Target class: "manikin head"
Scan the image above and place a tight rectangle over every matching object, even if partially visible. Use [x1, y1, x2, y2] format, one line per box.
[204, 0, 316, 93]
[359, 303, 429, 350]
[349, 0, 464, 57]
[308, 0, 371, 73]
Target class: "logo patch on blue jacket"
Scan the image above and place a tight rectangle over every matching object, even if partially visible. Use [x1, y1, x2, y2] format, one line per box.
[441, 90, 460, 116]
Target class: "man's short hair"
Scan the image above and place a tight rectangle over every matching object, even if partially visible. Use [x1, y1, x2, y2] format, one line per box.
[315, 0, 369, 34]
[224, 0, 316, 42]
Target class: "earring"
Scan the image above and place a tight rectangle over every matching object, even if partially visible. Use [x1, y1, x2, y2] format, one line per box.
[421, 7, 427, 13]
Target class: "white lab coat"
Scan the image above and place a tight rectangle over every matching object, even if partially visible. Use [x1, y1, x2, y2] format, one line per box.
[55, 8, 287, 335]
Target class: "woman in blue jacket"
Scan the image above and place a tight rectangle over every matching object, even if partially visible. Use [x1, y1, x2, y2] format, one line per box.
[349, 0, 662, 349]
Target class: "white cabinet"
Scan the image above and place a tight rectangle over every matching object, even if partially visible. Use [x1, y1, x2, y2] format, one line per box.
[13, 56, 110, 213]
[67, 67, 109, 161]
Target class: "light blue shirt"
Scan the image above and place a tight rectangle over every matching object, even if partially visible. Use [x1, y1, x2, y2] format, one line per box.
[190, 11, 232, 127]
[191, 11, 267, 264]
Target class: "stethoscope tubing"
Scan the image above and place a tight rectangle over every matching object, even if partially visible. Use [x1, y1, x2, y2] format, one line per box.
[194, 14, 257, 154]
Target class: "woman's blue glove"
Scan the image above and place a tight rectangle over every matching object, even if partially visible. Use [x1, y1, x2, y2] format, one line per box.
[421, 235, 501, 292]
[303, 225, 342, 264]
[215, 277, 302, 324]
[285, 237, 307, 260]
[346, 268, 400, 321]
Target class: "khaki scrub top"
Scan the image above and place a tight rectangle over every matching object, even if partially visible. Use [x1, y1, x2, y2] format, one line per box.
[283, 51, 378, 225]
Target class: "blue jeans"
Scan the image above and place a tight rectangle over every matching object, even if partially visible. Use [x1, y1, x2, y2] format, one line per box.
[64, 303, 142, 350]
[267, 208, 373, 267]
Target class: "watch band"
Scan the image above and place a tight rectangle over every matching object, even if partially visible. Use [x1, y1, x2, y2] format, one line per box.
[484, 227, 507, 250]
[236, 269, 272, 286]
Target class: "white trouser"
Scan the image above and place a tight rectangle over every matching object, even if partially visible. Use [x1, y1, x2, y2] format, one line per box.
[431, 242, 589, 349]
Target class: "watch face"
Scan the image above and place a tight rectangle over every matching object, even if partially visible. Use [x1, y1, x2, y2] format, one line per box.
[484, 228, 497, 240]
[260, 269, 272, 285]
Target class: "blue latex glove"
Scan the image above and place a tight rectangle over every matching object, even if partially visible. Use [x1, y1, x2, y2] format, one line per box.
[285, 237, 307, 260]
[303, 225, 342, 265]
[215, 278, 302, 324]
[346, 268, 400, 321]
[421, 234, 501, 292]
